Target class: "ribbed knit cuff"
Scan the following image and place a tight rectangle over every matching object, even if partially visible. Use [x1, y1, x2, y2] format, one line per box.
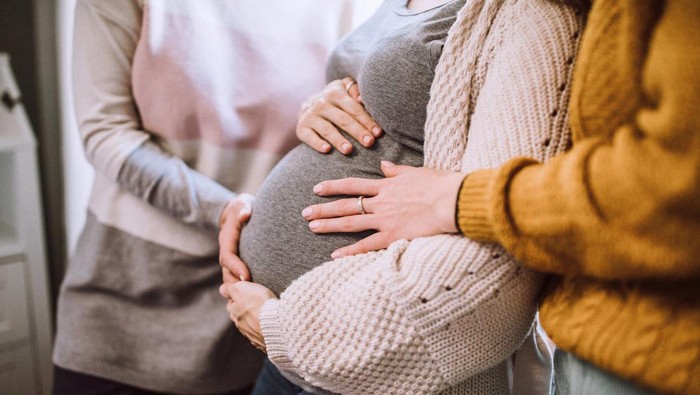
[457, 169, 498, 242]
[259, 299, 296, 372]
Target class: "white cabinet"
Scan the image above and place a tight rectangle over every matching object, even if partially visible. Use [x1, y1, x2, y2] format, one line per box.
[0, 53, 53, 395]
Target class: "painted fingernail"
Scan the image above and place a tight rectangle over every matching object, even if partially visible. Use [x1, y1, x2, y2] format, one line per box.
[301, 207, 313, 218]
[381, 160, 395, 167]
[331, 251, 341, 259]
[372, 126, 382, 137]
[341, 142, 352, 153]
[313, 183, 323, 193]
[363, 135, 372, 145]
[309, 220, 320, 230]
[321, 143, 331, 152]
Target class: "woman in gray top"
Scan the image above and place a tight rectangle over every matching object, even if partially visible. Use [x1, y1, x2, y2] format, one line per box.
[226, 0, 465, 392]
[240, 0, 462, 295]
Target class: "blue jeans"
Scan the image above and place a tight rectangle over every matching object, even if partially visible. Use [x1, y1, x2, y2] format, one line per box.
[252, 358, 313, 395]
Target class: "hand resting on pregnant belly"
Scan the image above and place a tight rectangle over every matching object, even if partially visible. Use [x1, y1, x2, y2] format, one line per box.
[239, 137, 421, 296]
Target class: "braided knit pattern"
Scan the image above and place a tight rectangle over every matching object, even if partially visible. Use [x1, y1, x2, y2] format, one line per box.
[424, 0, 504, 171]
[260, 1, 584, 393]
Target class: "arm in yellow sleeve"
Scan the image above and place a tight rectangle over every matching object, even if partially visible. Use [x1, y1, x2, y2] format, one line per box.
[458, 1, 700, 280]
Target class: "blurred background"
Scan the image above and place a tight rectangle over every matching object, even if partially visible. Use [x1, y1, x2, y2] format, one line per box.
[1, 0, 90, 305]
[1, 1, 89, 392]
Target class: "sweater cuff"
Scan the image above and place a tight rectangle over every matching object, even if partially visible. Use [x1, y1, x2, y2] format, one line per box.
[457, 169, 498, 242]
[259, 299, 296, 372]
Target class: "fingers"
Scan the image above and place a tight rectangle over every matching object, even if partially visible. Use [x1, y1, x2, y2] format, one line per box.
[313, 177, 382, 197]
[339, 78, 381, 137]
[331, 232, 394, 259]
[342, 77, 361, 102]
[305, 114, 354, 154]
[221, 268, 239, 288]
[230, 256, 251, 282]
[219, 235, 246, 280]
[308, 213, 379, 234]
[323, 105, 376, 148]
[302, 196, 376, 220]
[296, 78, 383, 155]
[218, 194, 254, 281]
[297, 126, 331, 153]
[236, 194, 254, 221]
[380, 161, 415, 178]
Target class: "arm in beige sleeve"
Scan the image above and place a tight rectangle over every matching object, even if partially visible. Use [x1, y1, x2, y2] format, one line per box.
[257, 3, 584, 391]
[260, 238, 543, 394]
[458, 1, 700, 280]
[73, 0, 234, 231]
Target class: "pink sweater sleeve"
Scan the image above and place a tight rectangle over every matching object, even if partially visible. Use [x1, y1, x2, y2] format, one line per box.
[74, 0, 234, 230]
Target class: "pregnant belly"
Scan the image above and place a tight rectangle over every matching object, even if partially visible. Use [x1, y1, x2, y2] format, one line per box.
[239, 140, 421, 296]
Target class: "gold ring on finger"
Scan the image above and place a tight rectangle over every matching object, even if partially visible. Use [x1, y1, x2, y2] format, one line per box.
[357, 196, 367, 215]
[345, 80, 357, 94]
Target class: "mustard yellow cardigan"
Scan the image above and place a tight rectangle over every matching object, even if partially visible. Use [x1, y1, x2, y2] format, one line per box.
[458, 0, 700, 393]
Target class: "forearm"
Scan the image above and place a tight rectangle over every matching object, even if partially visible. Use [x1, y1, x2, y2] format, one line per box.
[74, 0, 234, 231]
[458, 1, 700, 280]
[260, 237, 543, 393]
[117, 142, 235, 231]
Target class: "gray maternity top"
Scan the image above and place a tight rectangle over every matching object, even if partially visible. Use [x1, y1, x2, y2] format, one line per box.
[240, 0, 465, 296]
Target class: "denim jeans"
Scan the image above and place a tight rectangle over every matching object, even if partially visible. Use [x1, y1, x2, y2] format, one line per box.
[252, 358, 314, 395]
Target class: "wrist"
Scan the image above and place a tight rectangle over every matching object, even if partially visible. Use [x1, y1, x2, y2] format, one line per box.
[439, 172, 467, 233]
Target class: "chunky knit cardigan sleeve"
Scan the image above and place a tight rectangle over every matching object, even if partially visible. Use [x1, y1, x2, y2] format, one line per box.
[458, 0, 700, 281]
[74, 0, 235, 231]
[259, 1, 583, 393]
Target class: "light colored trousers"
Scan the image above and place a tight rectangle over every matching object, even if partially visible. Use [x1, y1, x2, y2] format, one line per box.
[554, 350, 655, 395]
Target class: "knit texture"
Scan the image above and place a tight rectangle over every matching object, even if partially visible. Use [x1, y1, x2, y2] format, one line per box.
[259, 0, 583, 393]
[457, 0, 700, 393]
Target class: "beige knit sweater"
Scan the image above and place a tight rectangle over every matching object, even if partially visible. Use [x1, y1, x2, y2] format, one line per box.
[259, 0, 583, 393]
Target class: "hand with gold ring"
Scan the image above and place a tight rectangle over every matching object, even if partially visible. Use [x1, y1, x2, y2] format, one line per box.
[302, 161, 466, 259]
[297, 77, 382, 155]
[220, 281, 276, 353]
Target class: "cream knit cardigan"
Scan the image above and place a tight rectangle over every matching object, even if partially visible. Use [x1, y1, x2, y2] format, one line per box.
[259, 0, 583, 393]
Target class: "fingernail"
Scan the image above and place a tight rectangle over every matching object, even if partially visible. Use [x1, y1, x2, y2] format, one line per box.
[239, 275, 245, 282]
[321, 143, 331, 152]
[381, 160, 395, 167]
[309, 220, 320, 230]
[239, 206, 251, 216]
[331, 251, 341, 259]
[372, 126, 382, 137]
[363, 135, 372, 145]
[301, 207, 313, 218]
[313, 183, 323, 193]
[341, 142, 352, 153]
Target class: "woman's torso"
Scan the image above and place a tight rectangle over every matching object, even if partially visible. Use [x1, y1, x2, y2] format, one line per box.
[240, 0, 465, 296]
[55, 1, 368, 392]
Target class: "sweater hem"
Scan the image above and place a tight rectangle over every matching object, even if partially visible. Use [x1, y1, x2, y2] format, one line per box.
[259, 299, 297, 372]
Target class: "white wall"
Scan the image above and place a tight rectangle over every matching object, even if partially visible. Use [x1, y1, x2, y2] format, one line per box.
[58, 0, 93, 256]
